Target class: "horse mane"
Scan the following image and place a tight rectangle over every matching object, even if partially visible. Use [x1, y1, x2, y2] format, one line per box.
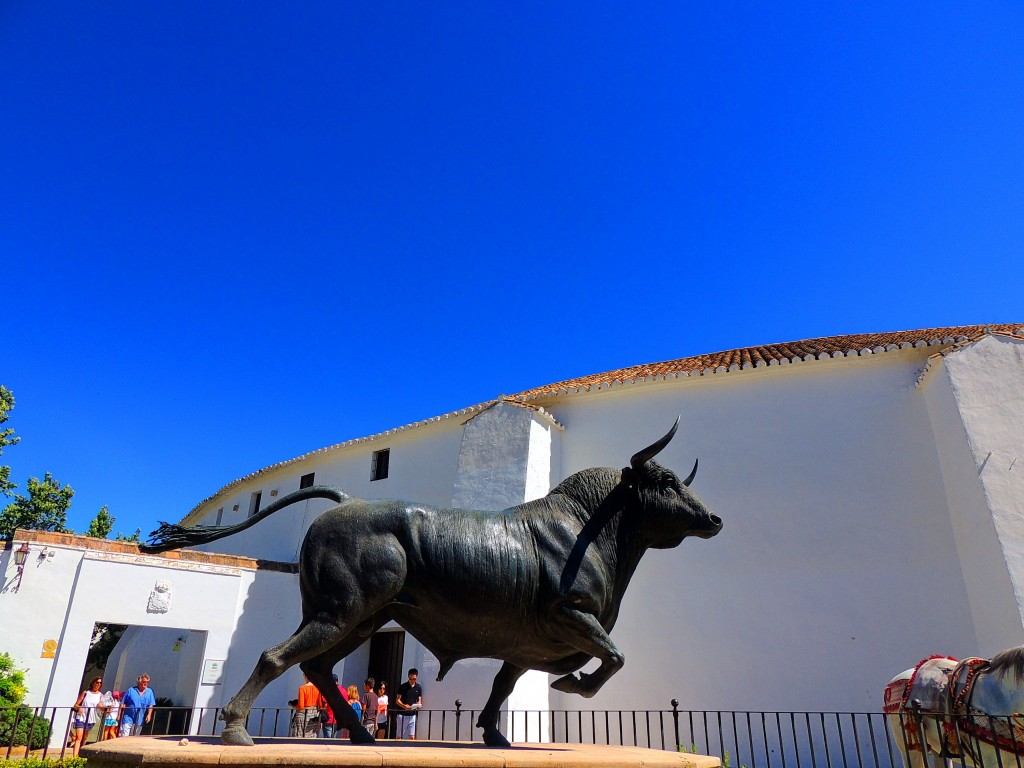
[986, 645, 1024, 683]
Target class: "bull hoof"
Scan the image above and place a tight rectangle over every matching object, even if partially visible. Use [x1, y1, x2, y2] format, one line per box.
[220, 725, 254, 746]
[552, 673, 583, 694]
[553, 672, 601, 697]
[350, 726, 376, 745]
[482, 728, 511, 747]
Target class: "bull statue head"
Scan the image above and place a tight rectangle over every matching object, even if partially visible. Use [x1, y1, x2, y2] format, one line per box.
[621, 416, 722, 546]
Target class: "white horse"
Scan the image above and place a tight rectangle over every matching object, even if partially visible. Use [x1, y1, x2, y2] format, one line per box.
[884, 646, 1024, 768]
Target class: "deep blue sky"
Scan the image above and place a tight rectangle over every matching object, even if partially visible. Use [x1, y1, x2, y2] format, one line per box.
[3, 2, 1022, 538]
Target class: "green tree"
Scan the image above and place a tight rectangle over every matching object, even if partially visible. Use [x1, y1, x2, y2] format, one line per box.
[0, 472, 74, 541]
[85, 505, 114, 538]
[0, 386, 19, 499]
[0, 386, 113, 541]
[116, 528, 141, 542]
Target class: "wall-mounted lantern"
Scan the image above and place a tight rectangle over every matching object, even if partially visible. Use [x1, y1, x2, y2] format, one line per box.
[14, 542, 29, 591]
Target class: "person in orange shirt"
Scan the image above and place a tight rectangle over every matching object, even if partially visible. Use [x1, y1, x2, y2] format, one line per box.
[291, 675, 326, 738]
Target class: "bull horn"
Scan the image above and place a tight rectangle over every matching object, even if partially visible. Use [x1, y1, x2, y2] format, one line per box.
[682, 458, 698, 487]
[630, 417, 680, 470]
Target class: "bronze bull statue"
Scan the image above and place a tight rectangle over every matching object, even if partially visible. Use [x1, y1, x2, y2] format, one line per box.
[143, 418, 722, 746]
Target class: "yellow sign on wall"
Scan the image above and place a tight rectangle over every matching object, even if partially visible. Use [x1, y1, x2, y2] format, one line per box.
[41, 639, 57, 659]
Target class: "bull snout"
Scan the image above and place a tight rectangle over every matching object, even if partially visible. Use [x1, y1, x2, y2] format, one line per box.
[692, 511, 723, 539]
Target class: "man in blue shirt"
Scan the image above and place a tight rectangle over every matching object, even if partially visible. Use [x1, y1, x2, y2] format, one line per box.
[119, 674, 156, 736]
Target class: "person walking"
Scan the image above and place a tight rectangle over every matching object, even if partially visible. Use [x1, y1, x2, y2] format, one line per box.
[118, 671, 154, 741]
[71, 676, 104, 756]
[101, 690, 121, 740]
[119, 675, 156, 737]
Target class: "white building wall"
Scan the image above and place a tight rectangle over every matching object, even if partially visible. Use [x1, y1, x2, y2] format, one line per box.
[189, 420, 465, 562]
[219, 568, 302, 730]
[940, 334, 1024, 647]
[1, 541, 84, 708]
[101, 567, 304, 734]
[6, 334, 1022, 745]
[0, 534, 262, 744]
[541, 349, 978, 713]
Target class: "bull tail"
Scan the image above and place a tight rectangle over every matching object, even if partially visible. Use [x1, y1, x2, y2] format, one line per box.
[140, 485, 350, 553]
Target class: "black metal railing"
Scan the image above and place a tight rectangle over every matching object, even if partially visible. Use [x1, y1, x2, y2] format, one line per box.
[3, 703, 1022, 768]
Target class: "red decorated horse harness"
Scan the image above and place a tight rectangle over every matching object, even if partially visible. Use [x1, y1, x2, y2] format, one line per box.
[886, 654, 1024, 758]
[947, 657, 1024, 758]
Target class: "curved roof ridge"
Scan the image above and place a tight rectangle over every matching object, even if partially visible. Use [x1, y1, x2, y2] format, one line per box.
[177, 323, 1022, 526]
[509, 324, 1024, 401]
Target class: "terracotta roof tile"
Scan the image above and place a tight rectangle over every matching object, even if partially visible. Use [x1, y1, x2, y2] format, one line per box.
[510, 324, 1024, 401]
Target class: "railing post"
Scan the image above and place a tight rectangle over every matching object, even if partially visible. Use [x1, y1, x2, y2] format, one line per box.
[5, 707, 23, 759]
[911, 699, 929, 764]
[455, 699, 462, 742]
[671, 699, 680, 751]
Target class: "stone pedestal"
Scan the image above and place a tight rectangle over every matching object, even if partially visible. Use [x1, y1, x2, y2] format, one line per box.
[82, 735, 722, 768]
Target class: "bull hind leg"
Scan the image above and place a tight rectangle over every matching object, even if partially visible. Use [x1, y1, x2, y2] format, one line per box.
[299, 615, 389, 745]
[220, 617, 356, 746]
[476, 662, 526, 748]
[549, 606, 624, 697]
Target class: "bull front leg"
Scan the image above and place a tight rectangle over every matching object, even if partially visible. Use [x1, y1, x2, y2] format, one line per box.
[219, 615, 357, 745]
[476, 662, 526, 747]
[549, 606, 624, 698]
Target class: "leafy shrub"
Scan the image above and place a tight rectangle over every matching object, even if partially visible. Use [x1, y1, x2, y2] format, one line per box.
[0, 654, 27, 708]
[0, 653, 48, 750]
[0, 705, 51, 749]
[0, 758, 86, 768]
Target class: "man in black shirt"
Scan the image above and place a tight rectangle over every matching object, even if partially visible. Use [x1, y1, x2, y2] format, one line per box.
[395, 668, 424, 740]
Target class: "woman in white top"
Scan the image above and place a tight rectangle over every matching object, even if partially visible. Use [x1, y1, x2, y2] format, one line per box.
[72, 676, 104, 756]
[376, 682, 389, 738]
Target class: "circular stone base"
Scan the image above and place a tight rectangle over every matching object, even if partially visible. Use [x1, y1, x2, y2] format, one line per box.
[81, 735, 722, 768]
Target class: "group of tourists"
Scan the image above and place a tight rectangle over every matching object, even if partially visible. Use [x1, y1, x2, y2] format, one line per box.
[74, 667, 426, 750]
[71, 674, 155, 756]
[290, 668, 423, 740]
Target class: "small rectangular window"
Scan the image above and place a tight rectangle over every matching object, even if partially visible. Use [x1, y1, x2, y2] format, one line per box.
[300, 473, 315, 489]
[248, 491, 262, 518]
[215, 507, 224, 526]
[371, 448, 390, 481]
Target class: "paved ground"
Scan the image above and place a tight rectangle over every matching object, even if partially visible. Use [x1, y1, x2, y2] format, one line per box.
[81, 735, 722, 768]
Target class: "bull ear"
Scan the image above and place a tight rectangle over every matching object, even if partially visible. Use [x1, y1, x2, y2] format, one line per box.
[630, 416, 680, 471]
[620, 467, 638, 486]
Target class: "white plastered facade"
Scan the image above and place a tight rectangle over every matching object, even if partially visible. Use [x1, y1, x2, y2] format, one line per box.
[2, 330, 1023, 744]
